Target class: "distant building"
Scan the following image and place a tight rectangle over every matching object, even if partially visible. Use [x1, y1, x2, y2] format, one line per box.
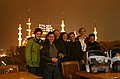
[19, 11, 67, 46]
[0, 49, 6, 57]
[26, 9, 32, 38]
[21, 24, 55, 46]
[61, 12, 65, 32]
[18, 17, 22, 46]
[93, 20, 98, 41]
[39, 24, 54, 40]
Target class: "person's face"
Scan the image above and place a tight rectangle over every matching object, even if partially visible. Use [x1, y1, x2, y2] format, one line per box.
[69, 34, 75, 42]
[47, 34, 55, 43]
[63, 34, 68, 41]
[79, 29, 86, 36]
[54, 31, 60, 38]
[35, 32, 42, 39]
[115, 53, 120, 57]
[89, 36, 95, 43]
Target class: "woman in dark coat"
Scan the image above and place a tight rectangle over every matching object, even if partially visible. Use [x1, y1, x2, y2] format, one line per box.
[68, 32, 83, 61]
[57, 32, 69, 61]
[41, 32, 62, 79]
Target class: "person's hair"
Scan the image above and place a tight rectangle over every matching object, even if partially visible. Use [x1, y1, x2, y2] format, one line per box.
[53, 29, 60, 33]
[88, 33, 95, 39]
[68, 32, 75, 39]
[45, 32, 55, 43]
[59, 32, 67, 41]
[78, 27, 86, 33]
[34, 28, 43, 34]
[53, 29, 60, 39]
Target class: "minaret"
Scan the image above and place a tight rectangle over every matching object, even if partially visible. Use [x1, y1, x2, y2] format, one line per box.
[61, 12, 65, 32]
[73, 25, 77, 37]
[93, 20, 98, 41]
[18, 17, 22, 46]
[26, 9, 31, 38]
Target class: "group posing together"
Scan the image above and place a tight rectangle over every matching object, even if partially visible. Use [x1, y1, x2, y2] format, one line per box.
[25, 27, 100, 79]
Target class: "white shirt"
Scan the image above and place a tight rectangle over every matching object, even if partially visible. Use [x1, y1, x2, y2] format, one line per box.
[79, 37, 87, 52]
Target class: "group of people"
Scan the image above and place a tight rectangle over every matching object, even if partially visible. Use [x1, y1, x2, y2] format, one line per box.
[25, 27, 100, 79]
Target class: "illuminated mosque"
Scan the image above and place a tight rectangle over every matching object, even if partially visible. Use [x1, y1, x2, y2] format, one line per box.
[18, 9, 98, 46]
[18, 9, 66, 46]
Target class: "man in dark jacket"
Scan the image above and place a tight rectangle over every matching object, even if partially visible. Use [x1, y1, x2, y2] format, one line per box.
[87, 33, 100, 50]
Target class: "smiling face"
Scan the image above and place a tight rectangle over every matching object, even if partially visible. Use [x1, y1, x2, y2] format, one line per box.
[35, 32, 42, 39]
[79, 28, 86, 36]
[63, 34, 68, 41]
[47, 34, 55, 43]
[69, 34, 75, 42]
[89, 36, 95, 43]
[54, 30, 60, 39]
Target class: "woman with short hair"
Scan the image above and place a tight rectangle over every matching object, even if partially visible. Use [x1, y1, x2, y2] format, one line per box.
[41, 32, 62, 79]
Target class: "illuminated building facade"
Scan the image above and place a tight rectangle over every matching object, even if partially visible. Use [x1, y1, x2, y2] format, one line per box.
[21, 23, 55, 46]
[39, 24, 54, 40]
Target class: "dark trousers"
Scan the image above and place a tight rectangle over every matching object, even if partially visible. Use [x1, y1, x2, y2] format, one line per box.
[28, 66, 43, 76]
[43, 65, 62, 79]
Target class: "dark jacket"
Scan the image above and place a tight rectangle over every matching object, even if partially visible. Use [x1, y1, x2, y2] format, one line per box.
[75, 35, 89, 46]
[68, 41, 84, 61]
[40, 42, 61, 68]
[74, 36, 88, 61]
[57, 40, 70, 61]
[87, 41, 100, 50]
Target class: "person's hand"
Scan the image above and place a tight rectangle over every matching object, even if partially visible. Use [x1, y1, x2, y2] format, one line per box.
[58, 53, 64, 58]
[82, 60, 85, 64]
[51, 58, 58, 62]
[40, 46, 43, 50]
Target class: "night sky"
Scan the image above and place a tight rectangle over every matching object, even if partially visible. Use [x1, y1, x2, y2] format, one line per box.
[0, 0, 120, 49]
